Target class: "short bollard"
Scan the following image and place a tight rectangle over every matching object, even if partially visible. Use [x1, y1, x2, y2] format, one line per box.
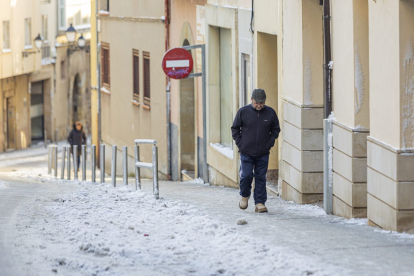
[123, 146, 128, 186]
[53, 146, 58, 177]
[100, 144, 105, 183]
[61, 146, 66, 179]
[111, 145, 117, 187]
[91, 145, 96, 183]
[134, 145, 141, 190]
[44, 130, 47, 149]
[73, 145, 78, 180]
[67, 146, 71, 180]
[82, 145, 86, 181]
[48, 146, 52, 174]
[152, 145, 159, 199]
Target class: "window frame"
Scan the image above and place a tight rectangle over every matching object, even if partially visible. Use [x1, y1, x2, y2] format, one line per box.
[59, 0, 66, 31]
[24, 18, 32, 48]
[101, 42, 110, 90]
[41, 15, 48, 41]
[2, 21, 10, 50]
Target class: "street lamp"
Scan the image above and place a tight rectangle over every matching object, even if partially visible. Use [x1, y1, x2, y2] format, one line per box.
[78, 34, 86, 48]
[66, 24, 77, 43]
[34, 34, 43, 50]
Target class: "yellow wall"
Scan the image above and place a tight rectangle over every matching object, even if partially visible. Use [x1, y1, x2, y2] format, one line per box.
[99, 3, 168, 177]
[369, 0, 400, 148]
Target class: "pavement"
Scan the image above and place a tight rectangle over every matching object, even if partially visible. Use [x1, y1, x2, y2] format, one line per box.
[1, 144, 414, 275]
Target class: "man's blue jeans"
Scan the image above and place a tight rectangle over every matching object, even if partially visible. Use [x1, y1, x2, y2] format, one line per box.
[239, 154, 269, 205]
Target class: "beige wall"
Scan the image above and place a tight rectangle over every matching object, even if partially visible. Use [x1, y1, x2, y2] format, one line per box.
[0, 0, 42, 79]
[207, 0, 250, 9]
[332, 0, 369, 129]
[109, 0, 164, 18]
[369, 0, 400, 148]
[99, 3, 168, 177]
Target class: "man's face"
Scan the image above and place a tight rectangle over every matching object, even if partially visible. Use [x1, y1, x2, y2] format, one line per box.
[252, 98, 265, 111]
[76, 124, 82, 131]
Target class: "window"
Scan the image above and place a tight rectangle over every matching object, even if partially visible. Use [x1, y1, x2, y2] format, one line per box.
[143, 52, 150, 107]
[101, 42, 110, 89]
[100, 0, 110, 11]
[74, 10, 81, 26]
[59, 0, 66, 30]
[25, 18, 32, 47]
[61, 60, 66, 79]
[133, 49, 139, 102]
[41, 15, 48, 41]
[241, 54, 251, 106]
[2, 21, 10, 49]
[219, 28, 232, 149]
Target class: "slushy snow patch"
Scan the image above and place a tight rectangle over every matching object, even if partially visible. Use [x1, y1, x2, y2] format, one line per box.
[210, 143, 233, 160]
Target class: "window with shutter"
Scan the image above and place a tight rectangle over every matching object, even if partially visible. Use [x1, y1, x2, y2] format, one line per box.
[133, 49, 139, 102]
[101, 42, 110, 89]
[143, 52, 150, 107]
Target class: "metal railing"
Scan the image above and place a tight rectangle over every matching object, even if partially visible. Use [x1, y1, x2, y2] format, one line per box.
[134, 139, 159, 199]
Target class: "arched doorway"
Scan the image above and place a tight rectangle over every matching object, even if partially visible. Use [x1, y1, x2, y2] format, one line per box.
[72, 74, 82, 124]
[180, 39, 196, 178]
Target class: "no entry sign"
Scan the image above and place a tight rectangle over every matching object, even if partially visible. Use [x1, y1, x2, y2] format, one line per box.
[161, 48, 193, 79]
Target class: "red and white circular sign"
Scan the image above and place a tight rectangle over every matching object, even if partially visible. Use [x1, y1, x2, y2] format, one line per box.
[161, 48, 193, 79]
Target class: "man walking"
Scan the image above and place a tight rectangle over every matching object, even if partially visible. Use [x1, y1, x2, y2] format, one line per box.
[231, 89, 280, 213]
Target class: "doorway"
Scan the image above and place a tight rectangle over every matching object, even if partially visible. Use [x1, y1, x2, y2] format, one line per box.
[6, 97, 16, 149]
[257, 32, 279, 185]
[180, 39, 196, 179]
[30, 81, 45, 141]
[72, 74, 82, 124]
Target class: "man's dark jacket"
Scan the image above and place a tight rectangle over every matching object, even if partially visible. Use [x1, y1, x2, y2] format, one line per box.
[231, 104, 281, 157]
[68, 124, 86, 154]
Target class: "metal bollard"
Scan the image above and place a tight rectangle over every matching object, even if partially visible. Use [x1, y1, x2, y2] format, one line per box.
[134, 145, 141, 190]
[67, 146, 71, 180]
[100, 144, 105, 183]
[152, 145, 159, 199]
[44, 130, 47, 148]
[111, 145, 117, 187]
[61, 147, 66, 179]
[73, 145, 78, 180]
[123, 146, 128, 186]
[55, 129, 58, 144]
[91, 145, 96, 183]
[82, 145, 86, 181]
[48, 146, 52, 174]
[54, 146, 58, 177]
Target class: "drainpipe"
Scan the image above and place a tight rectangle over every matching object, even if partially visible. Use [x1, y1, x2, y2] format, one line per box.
[323, 0, 333, 214]
[165, 0, 171, 179]
[323, 0, 332, 118]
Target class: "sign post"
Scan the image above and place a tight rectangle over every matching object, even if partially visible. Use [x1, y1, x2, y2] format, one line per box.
[161, 45, 208, 183]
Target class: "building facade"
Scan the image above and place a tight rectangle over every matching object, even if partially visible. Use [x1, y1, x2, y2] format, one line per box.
[0, 0, 90, 152]
[94, 0, 169, 179]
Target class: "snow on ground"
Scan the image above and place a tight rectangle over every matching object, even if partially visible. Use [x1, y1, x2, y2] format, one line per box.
[11, 176, 340, 276]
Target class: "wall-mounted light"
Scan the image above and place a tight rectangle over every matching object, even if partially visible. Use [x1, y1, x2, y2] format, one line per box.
[23, 33, 43, 58]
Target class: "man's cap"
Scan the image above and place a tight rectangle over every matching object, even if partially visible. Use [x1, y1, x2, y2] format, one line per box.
[252, 88, 266, 102]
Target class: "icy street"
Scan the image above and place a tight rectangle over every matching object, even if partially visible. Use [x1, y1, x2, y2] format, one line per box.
[1, 147, 414, 276]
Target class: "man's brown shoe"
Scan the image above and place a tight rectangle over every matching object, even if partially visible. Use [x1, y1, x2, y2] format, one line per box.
[239, 197, 250, 210]
[255, 203, 268, 213]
